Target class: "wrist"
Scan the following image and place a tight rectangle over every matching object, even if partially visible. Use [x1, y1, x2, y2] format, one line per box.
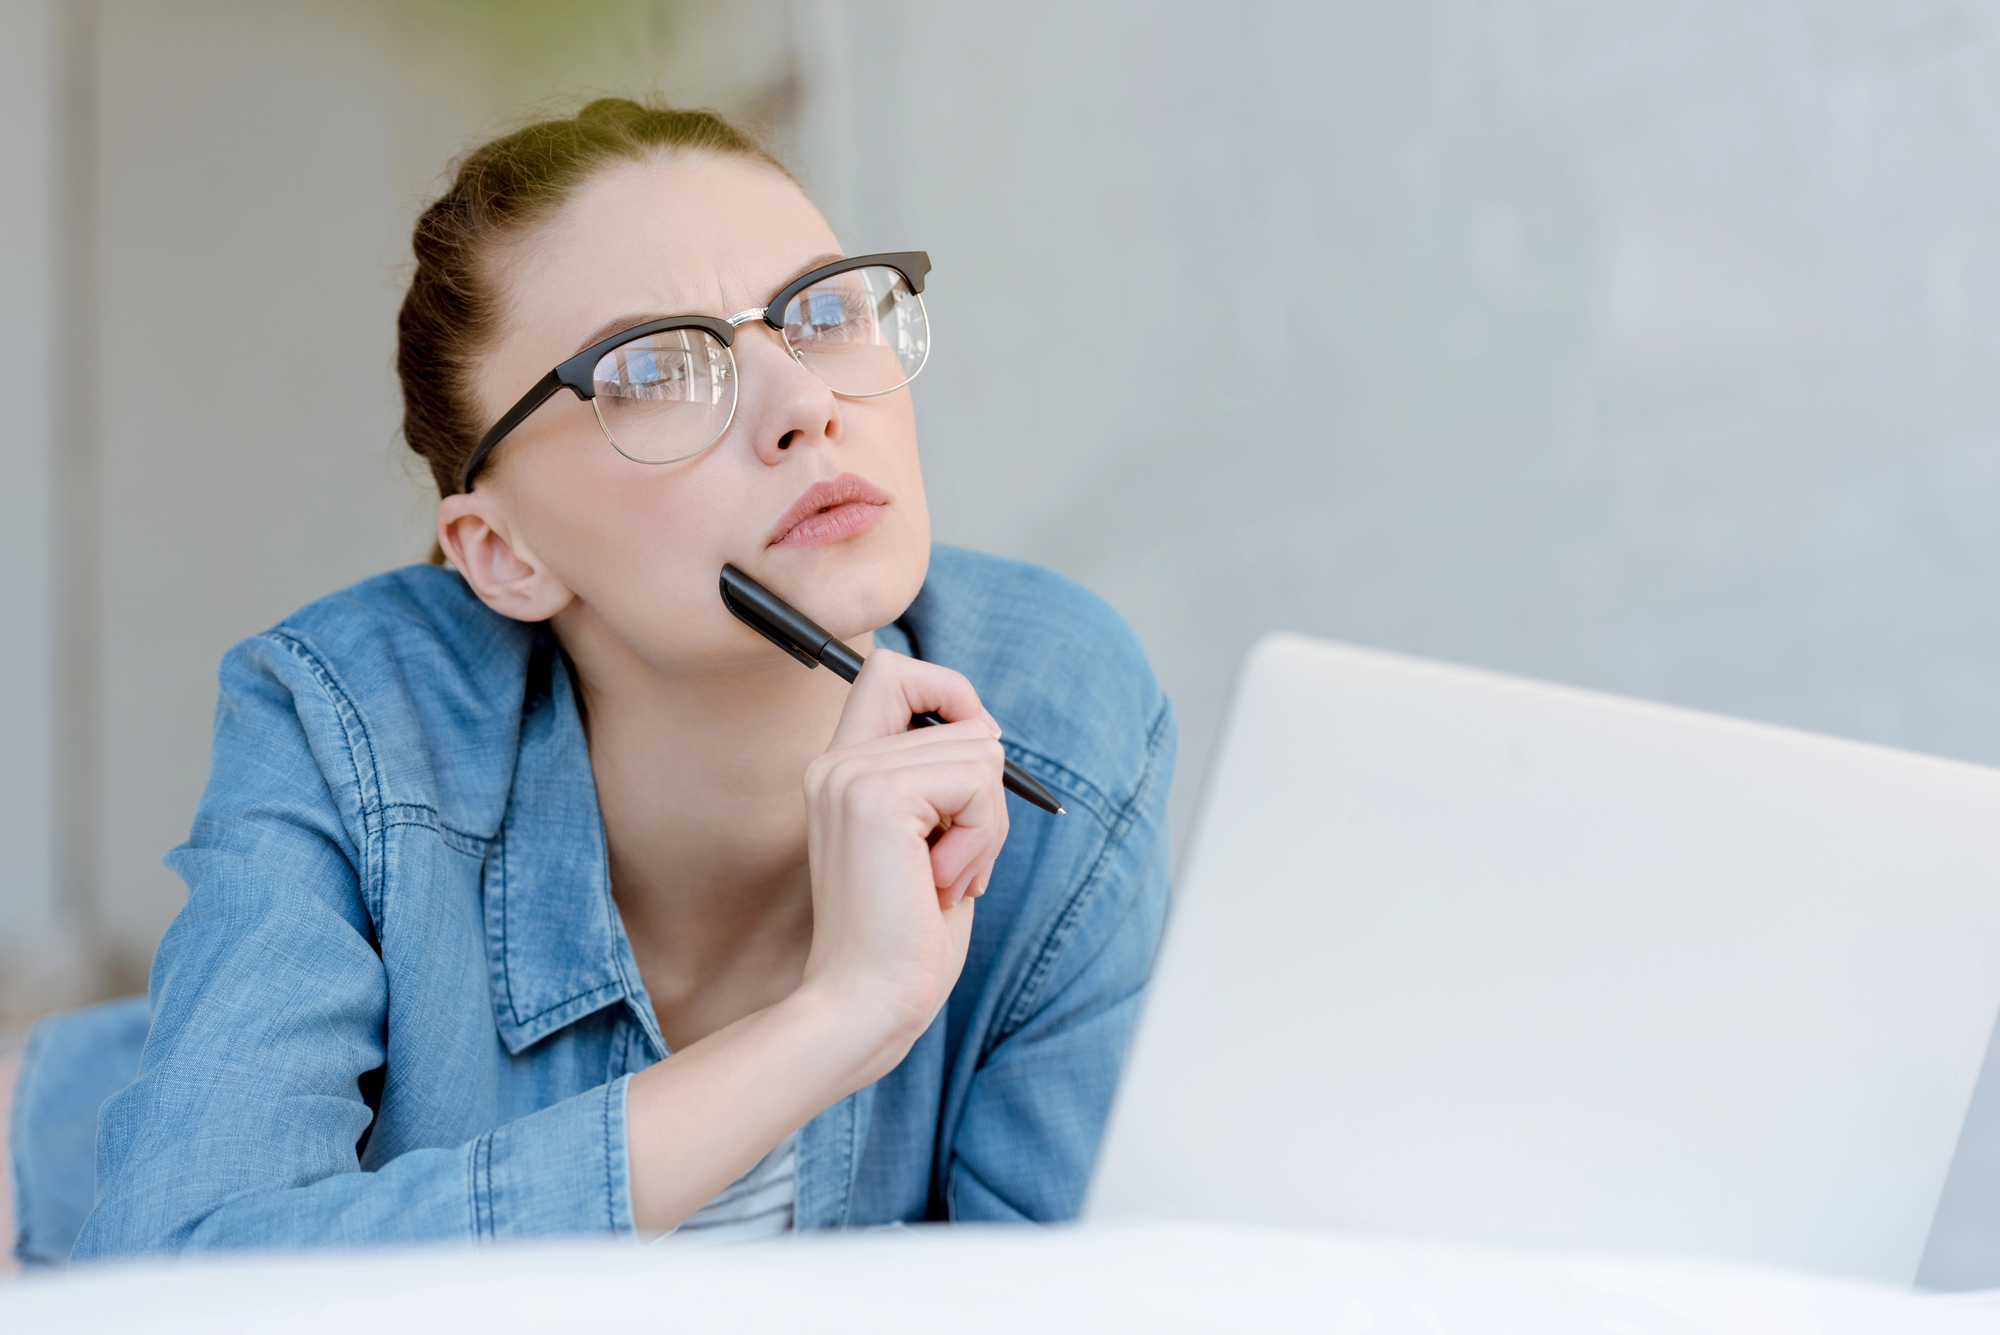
[780, 973, 927, 1091]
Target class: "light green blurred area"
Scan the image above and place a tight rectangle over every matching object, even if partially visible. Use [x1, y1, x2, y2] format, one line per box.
[382, 1, 730, 123]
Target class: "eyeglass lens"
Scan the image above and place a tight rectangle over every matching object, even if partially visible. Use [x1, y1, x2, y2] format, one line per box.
[778, 265, 929, 397]
[589, 327, 736, 464]
[586, 265, 928, 465]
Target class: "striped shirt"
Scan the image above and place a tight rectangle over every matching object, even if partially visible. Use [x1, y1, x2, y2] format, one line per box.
[653, 1130, 798, 1246]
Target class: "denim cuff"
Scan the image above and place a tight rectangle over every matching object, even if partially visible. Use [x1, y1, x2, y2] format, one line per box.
[472, 1073, 632, 1239]
[11, 998, 153, 1265]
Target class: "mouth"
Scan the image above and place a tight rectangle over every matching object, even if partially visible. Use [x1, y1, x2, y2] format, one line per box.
[766, 472, 891, 549]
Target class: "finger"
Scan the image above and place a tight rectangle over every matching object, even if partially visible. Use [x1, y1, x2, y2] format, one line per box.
[807, 734, 1007, 817]
[934, 845, 988, 909]
[855, 745, 1004, 890]
[815, 744, 1006, 841]
[930, 815, 1005, 899]
[936, 862, 978, 911]
[820, 721, 1001, 767]
[940, 884, 978, 944]
[928, 764, 1010, 893]
[828, 650, 999, 749]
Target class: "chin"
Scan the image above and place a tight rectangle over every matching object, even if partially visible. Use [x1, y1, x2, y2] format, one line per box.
[763, 525, 930, 640]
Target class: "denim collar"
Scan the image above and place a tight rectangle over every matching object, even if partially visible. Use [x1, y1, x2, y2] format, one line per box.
[483, 635, 667, 1060]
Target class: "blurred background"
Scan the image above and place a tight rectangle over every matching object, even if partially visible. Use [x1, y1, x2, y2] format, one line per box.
[2, 0, 1997, 1021]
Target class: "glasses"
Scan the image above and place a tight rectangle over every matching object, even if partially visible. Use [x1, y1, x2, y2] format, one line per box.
[458, 251, 932, 493]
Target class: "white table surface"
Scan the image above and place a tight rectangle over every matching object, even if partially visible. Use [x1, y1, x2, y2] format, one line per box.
[3, 1220, 1996, 1334]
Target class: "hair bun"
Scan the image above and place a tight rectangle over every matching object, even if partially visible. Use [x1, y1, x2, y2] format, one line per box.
[574, 97, 644, 128]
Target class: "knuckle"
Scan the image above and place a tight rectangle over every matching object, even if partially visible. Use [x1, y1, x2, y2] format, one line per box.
[821, 755, 873, 804]
[842, 766, 899, 814]
[810, 754, 853, 796]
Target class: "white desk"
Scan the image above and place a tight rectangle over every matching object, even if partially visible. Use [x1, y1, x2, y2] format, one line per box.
[2, 1222, 1994, 1334]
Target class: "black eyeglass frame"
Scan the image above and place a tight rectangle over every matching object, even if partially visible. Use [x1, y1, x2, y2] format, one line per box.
[457, 250, 932, 493]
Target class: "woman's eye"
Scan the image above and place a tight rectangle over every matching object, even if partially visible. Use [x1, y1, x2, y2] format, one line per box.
[792, 289, 872, 341]
[605, 348, 696, 396]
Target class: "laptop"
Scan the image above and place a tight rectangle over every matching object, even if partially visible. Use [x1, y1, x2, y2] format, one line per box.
[1086, 633, 2000, 1286]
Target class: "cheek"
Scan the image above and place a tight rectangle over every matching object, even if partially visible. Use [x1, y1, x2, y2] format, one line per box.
[852, 393, 928, 531]
[514, 429, 762, 657]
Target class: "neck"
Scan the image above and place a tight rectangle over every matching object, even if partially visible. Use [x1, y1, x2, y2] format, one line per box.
[553, 599, 873, 1039]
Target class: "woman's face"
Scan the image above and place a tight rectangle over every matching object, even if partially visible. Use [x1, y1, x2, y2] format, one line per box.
[446, 152, 930, 670]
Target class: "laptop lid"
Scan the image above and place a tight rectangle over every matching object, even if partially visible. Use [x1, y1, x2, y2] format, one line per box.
[1087, 633, 2000, 1285]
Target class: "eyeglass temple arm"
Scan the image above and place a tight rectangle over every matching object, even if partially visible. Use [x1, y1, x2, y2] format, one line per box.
[459, 369, 568, 493]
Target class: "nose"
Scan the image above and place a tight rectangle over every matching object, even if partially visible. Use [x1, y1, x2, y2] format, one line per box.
[728, 319, 838, 466]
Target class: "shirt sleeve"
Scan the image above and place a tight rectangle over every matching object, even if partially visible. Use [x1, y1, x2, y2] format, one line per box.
[71, 635, 635, 1259]
[943, 700, 1177, 1223]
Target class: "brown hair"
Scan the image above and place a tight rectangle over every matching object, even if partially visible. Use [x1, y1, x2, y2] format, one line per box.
[397, 98, 794, 506]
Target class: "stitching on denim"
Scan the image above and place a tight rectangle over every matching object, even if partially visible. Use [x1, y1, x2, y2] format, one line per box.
[839, 1093, 859, 1228]
[1111, 703, 1173, 845]
[269, 631, 388, 926]
[593, 834, 659, 1061]
[999, 695, 1172, 837]
[377, 819, 487, 860]
[491, 654, 633, 1042]
[990, 700, 1173, 1049]
[491, 821, 518, 1030]
[489, 854, 637, 1041]
[998, 740, 1115, 829]
[603, 1080, 617, 1229]
[507, 982, 625, 1036]
[377, 803, 489, 857]
[791, 1111, 807, 1229]
[471, 1132, 492, 1240]
[991, 827, 1115, 1052]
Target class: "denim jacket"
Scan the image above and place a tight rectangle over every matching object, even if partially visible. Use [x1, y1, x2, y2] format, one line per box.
[14, 546, 1174, 1261]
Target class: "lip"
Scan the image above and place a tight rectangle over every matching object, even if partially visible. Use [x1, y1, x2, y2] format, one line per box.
[766, 472, 891, 548]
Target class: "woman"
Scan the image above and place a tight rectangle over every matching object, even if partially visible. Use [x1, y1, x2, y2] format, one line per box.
[6, 100, 1173, 1260]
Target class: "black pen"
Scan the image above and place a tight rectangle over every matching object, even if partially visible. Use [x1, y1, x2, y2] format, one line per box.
[719, 563, 1066, 816]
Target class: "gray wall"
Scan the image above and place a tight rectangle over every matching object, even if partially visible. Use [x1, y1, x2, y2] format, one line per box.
[91, 1, 439, 979]
[804, 1, 2000, 841]
[4, 0, 1998, 1009]
[0, 0, 69, 1013]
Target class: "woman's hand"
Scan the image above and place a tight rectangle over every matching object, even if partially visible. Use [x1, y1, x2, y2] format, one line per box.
[626, 648, 1009, 1232]
[797, 648, 1011, 1073]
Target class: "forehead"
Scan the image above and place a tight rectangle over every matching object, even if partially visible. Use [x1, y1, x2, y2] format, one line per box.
[497, 153, 838, 335]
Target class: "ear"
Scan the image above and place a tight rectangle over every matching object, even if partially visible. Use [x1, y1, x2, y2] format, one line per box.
[437, 491, 575, 623]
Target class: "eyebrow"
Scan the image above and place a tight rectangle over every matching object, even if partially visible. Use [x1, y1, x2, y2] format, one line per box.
[567, 252, 848, 358]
